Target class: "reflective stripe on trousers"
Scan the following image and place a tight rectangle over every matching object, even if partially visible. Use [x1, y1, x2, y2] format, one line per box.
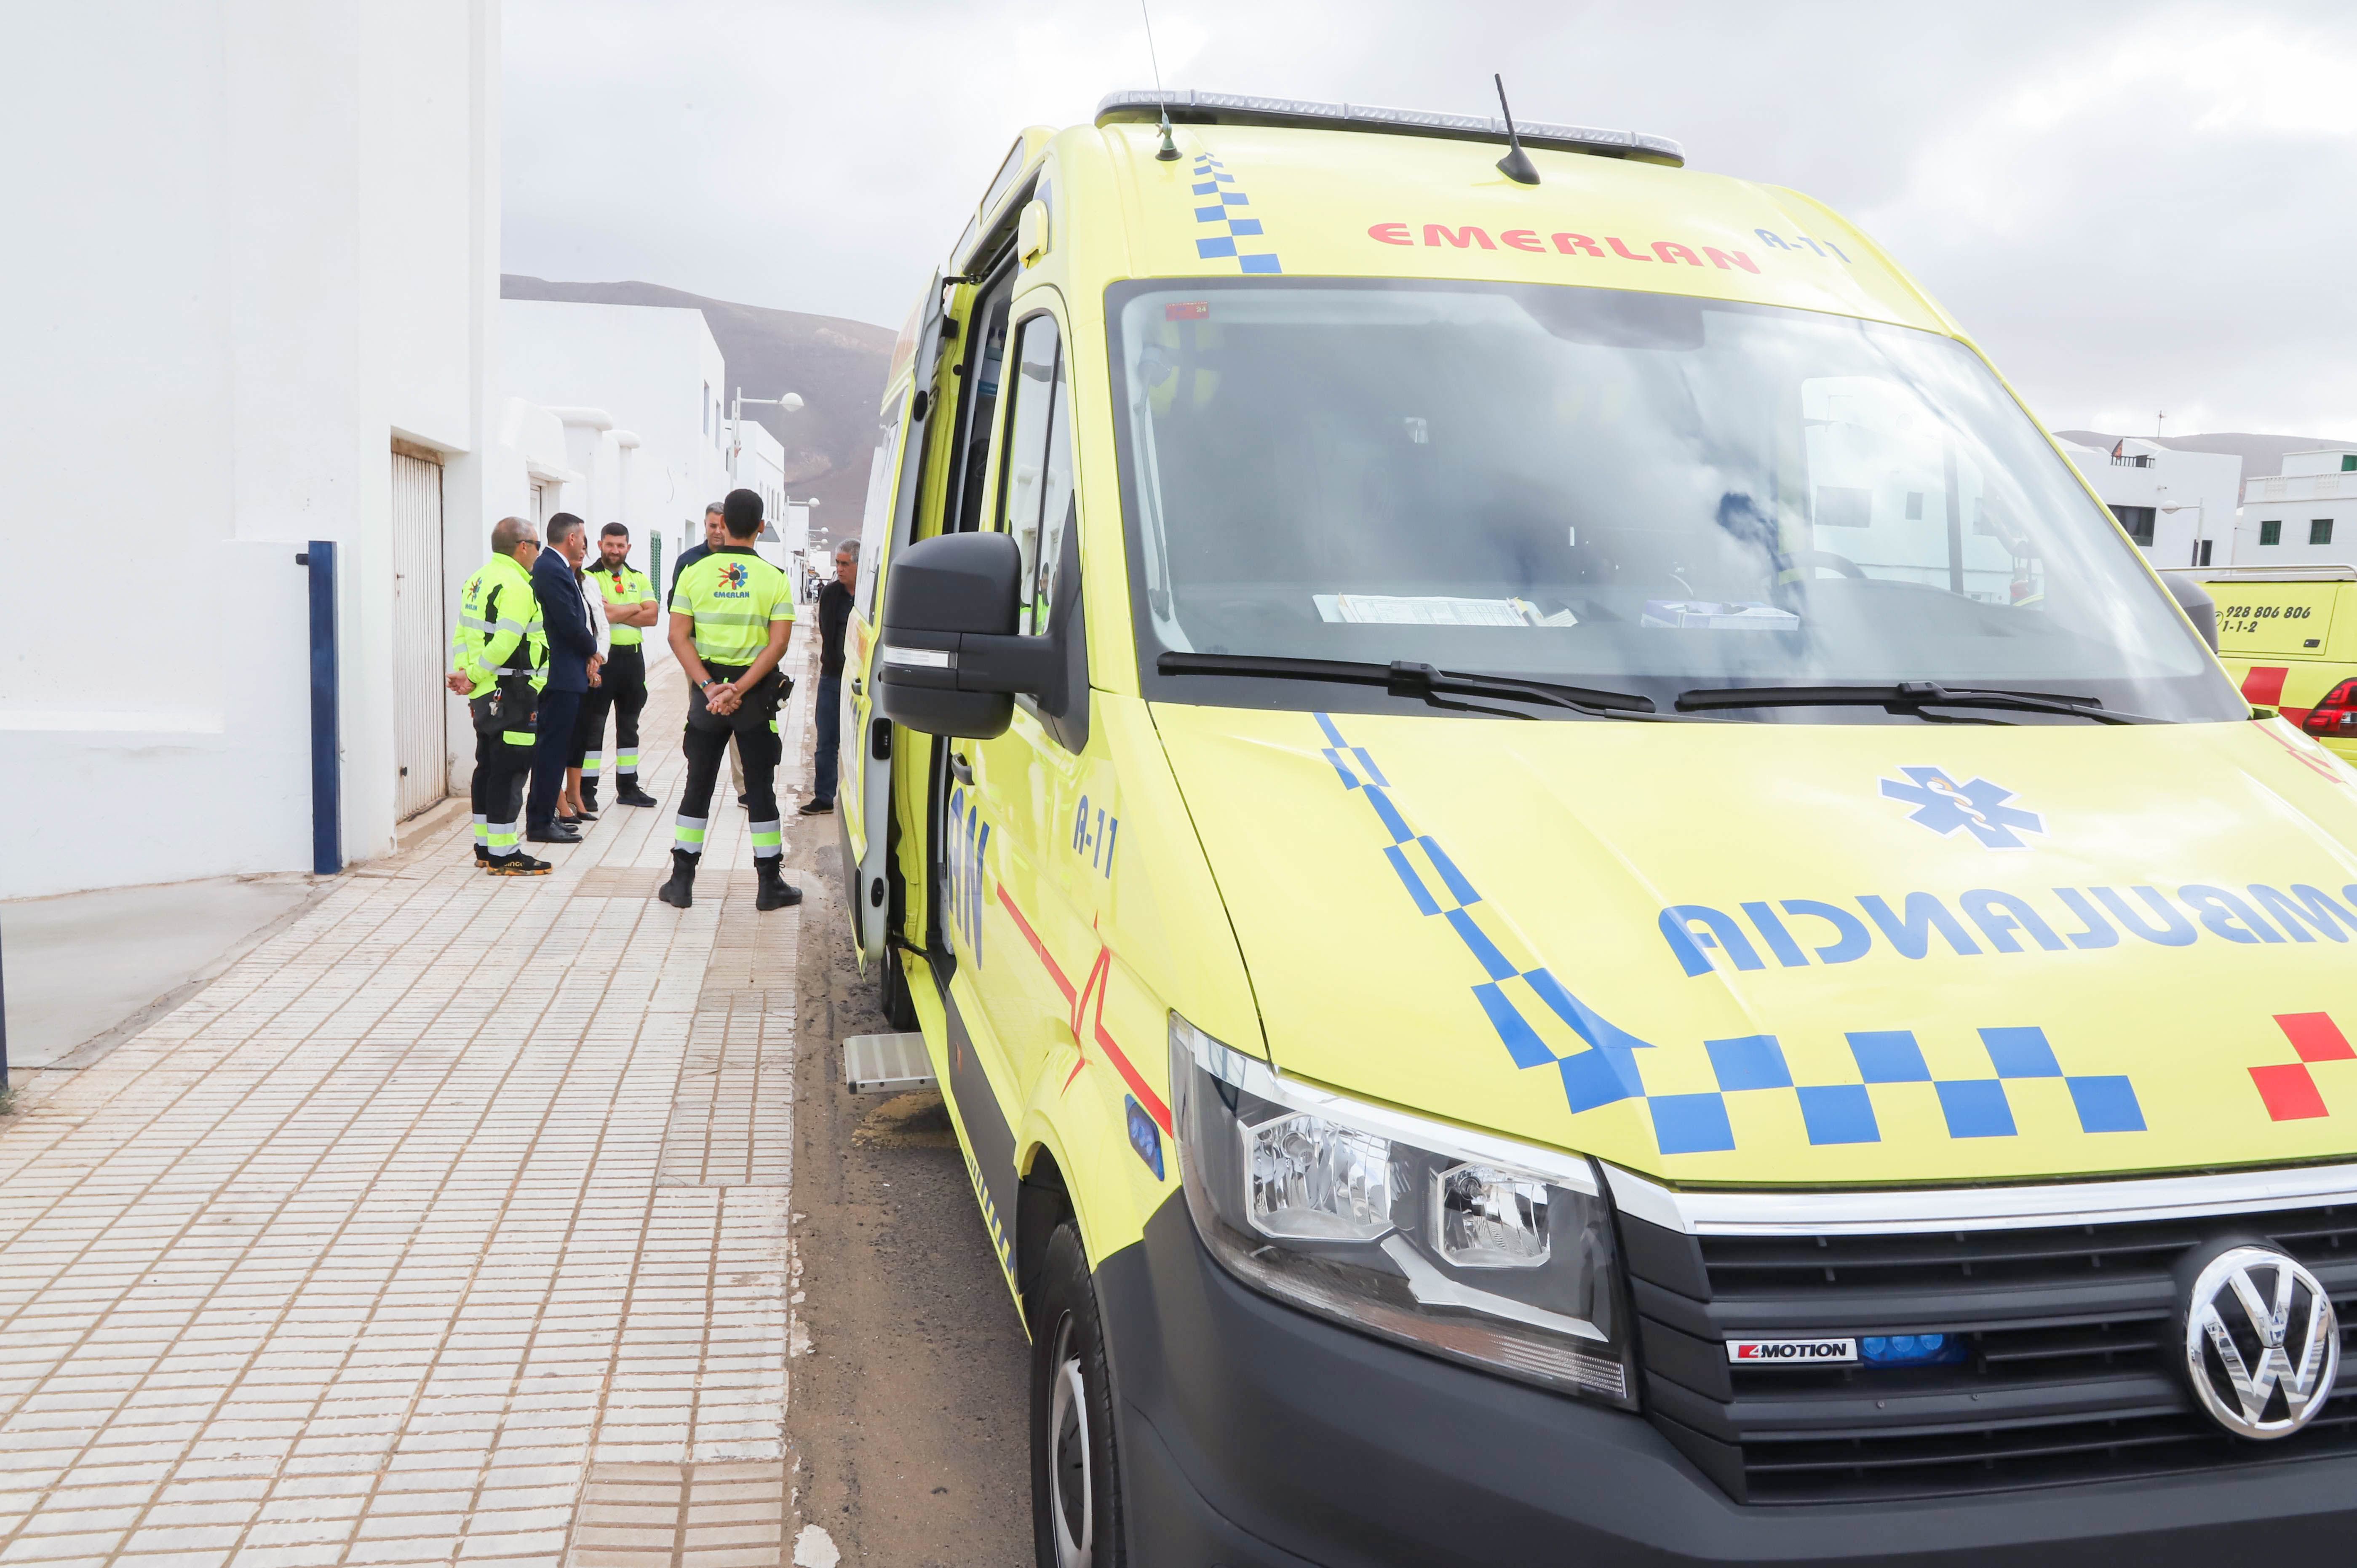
[674, 814, 708, 856]
[749, 818, 782, 860]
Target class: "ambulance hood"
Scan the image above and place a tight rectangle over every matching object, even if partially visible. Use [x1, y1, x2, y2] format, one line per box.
[1152, 705, 2357, 1186]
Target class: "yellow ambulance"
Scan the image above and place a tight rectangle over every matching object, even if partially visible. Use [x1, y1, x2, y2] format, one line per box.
[835, 89, 2357, 1566]
[2189, 566, 2357, 764]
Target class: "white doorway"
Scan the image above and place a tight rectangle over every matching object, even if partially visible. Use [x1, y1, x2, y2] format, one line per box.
[391, 444, 449, 821]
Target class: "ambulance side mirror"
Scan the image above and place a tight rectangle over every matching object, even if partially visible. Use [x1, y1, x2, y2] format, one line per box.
[2161, 571, 2219, 653]
[876, 531, 1058, 739]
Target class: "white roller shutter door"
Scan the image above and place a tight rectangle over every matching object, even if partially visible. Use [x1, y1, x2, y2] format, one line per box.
[391, 448, 449, 821]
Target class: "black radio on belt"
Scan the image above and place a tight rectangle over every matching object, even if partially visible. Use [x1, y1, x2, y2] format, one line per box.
[470, 672, 539, 735]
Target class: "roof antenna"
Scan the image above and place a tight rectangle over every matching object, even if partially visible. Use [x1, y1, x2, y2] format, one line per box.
[1141, 0, 1180, 160]
[1493, 73, 1539, 185]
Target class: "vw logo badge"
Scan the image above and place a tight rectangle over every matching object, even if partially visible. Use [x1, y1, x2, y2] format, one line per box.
[2182, 1245, 2340, 1440]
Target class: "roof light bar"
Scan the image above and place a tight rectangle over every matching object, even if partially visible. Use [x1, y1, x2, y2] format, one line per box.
[1096, 89, 1684, 168]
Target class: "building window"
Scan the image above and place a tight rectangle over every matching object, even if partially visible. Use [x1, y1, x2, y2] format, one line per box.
[2342, 455, 2356, 473]
[2111, 504, 2157, 546]
[2194, 539, 2214, 567]
[2260, 519, 2282, 547]
[2314, 518, 2336, 547]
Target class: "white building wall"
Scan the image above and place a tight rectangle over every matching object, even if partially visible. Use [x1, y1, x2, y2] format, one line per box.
[2237, 449, 2357, 567]
[782, 503, 815, 594]
[2057, 438, 2243, 569]
[499, 299, 730, 592]
[730, 421, 793, 573]
[735, 420, 788, 521]
[0, 0, 500, 900]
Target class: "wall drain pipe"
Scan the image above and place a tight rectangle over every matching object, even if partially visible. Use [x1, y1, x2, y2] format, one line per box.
[299, 542, 342, 876]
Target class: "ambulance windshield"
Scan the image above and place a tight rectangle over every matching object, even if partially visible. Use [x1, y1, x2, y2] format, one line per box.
[1110, 279, 2245, 723]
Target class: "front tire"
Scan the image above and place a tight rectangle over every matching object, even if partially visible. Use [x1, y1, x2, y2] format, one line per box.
[1031, 1222, 1124, 1568]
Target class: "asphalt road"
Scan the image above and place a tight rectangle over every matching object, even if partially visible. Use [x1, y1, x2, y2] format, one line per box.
[786, 807, 1032, 1565]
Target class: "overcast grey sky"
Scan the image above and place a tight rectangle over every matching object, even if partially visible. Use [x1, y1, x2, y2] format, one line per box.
[504, 0, 2357, 437]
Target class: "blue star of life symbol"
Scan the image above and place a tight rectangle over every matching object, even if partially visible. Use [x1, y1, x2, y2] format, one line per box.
[1879, 766, 2044, 849]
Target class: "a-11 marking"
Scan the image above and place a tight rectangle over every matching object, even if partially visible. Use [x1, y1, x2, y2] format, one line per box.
[1072, 795, 1119, 879]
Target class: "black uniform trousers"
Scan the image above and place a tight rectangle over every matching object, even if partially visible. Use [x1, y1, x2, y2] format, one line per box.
[571, 643, 648, 781]
[470, 727, 536, 858]
[673, 663, 783, 863]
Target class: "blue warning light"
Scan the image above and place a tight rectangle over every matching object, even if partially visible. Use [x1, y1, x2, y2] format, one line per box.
[1859, 1333, 1967, 1367]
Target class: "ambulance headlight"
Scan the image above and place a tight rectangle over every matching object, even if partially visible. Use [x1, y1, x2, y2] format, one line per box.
[1247, 1113, 1394, 1241]
[1170, 1014, 1635, 1408]
[1434, 1164, 1550, 1268]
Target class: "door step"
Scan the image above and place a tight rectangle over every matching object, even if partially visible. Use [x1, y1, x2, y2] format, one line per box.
[843, 1032, 936, 1094]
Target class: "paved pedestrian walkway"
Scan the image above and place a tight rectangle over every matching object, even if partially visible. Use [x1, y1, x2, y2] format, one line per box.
[0, 645, 818, 1568]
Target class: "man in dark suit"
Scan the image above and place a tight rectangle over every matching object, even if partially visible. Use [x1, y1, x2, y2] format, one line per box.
[527, 513, 601, 844]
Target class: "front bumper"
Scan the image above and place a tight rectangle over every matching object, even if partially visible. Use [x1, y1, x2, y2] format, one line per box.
[1098, 1195, 2357, 1568]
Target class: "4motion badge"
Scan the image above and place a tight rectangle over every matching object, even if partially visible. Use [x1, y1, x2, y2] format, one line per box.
[2181, 1244, 2340, 1439]
[1727, 1337, 1857, 1365]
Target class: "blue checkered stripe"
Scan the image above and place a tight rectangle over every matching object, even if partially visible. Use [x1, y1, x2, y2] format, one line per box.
[1653, 1028, 2147, 1157]
[1188, 154, 1280, 273]
[1313, 712, 2147, 1159]
[1316, 712, 1654, 1118]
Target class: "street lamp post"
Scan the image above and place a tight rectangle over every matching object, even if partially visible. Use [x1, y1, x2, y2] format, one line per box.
[791, 498, 823, 597]
[728, 387, 804, 486]
[2159, 499, 2210, 568]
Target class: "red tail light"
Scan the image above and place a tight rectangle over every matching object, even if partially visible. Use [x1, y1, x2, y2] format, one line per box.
[2303, 678, 2357, 737]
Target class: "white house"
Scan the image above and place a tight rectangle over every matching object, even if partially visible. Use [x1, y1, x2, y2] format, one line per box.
[2234, 448, 2357, 567]
[732, 418, 793, 573]
[500, 299, 732, 592]
[1, 1, 502, 899]
[2055, 437, 2244, 569]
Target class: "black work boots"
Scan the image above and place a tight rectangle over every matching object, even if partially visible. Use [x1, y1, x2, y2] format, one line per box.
[658, 849, 697, 908]
[658, 852, 798, 911]
[755, 858, 802, 911]
[614, 781, 658, 808]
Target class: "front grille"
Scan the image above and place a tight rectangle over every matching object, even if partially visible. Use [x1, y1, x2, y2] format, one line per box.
[1623, 1202, 2357, 1504]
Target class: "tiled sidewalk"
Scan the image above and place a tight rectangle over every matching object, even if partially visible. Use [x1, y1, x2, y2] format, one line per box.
[0, 646, 815, 1568]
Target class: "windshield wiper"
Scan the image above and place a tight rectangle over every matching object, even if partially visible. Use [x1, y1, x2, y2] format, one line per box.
[1673, 681, 2166, 725]
[1158, 653, 1668, 720]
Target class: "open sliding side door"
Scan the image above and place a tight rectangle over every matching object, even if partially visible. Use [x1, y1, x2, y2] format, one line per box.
[846, 271, 956, 966]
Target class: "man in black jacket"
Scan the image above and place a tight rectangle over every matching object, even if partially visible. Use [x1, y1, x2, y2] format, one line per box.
[526, 513, 601, 844]
[668, 502, 727, 595]
[800, 539, 858, 815]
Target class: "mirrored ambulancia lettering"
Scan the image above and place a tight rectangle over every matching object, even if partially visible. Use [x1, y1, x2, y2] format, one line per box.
[1660, 882, 2357, 975]
[944, 784, 989, 962]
